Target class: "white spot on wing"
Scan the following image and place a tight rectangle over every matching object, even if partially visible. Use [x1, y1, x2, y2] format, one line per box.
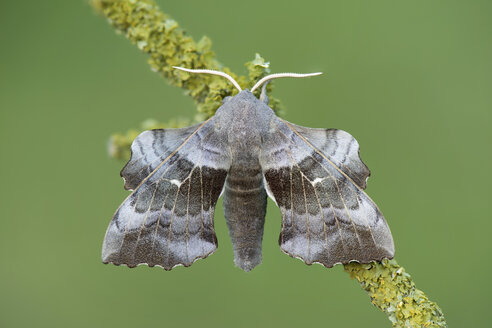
[262, 176, 277, 205]
[170, 179, 181, 186]
[218, 185, 226, 198]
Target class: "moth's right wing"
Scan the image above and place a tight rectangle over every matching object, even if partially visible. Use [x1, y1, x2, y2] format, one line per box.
[261, 118, 394, 268]
[102, 118, 231, 270]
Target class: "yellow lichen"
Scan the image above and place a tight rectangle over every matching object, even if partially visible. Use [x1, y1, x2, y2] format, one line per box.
[90, 0, 281, 119]
[344, 260, 446, 327]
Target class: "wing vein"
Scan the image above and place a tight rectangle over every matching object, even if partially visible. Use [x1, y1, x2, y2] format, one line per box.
[125, 121, 208, 188]
[166, 180, 181, 267]
[185, 169, 192, 263]
[199, 165, 205, 253]
[300, 174, 311, 261]
[353, 188, 378, 248]
[132, 180, 160, 259]
[282, 119, 366, 192]
[150, 191, 170, 261]
[310, 177, 339, 260]
[118, 149, 187, 256]
[273, 121, 363, 249]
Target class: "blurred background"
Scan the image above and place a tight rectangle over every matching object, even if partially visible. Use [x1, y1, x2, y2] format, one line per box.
[1, 0, 491, 327]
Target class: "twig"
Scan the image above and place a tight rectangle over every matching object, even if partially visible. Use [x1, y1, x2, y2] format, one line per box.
[345, 259, 446, 327]
[90, 0, 279, 121]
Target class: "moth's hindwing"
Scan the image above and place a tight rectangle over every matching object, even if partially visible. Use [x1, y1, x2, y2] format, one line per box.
[102, 118, 231, 270]
[261, 117, 394, 267]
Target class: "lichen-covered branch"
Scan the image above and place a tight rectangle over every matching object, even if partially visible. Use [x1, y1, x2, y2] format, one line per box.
[91, 0, 228, 119]
[344, 260, 446, 327]
[91, 1, 447, 326]
[90, 0, 279, 121]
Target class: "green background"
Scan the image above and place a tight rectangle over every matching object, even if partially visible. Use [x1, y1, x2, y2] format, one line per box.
[1, 0, 491, 327]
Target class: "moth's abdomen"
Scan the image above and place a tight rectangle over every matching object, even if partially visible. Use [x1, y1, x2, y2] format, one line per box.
[223, 164, 267, 272]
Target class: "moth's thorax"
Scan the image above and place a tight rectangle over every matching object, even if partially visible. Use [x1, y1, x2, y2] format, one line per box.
[214, 90, 274, 153]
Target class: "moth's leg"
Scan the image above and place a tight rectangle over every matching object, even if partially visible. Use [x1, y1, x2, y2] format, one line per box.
[259, 82, 270, 105]
[222, 96, 232, 104]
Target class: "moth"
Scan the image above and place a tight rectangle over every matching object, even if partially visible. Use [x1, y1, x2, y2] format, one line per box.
[102, 67, 394, 272]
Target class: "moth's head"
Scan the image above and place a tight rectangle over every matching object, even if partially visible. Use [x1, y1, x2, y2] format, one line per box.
[172, 66, 322, 104]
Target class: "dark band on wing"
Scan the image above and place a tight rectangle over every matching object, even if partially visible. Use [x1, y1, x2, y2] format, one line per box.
[102, 118, 230, 270]
[262, 118, 394, 267]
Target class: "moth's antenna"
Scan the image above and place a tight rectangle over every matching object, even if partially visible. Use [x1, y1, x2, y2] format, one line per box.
[173, 66, 242, 92]
[250, 72, 322, 93]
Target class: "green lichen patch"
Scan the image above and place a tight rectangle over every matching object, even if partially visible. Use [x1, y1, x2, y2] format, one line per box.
[244, 53, 282, 115]
[344, 260, 447, 327]
[91, 0, 235, 118]
[90, 0, 281, 118]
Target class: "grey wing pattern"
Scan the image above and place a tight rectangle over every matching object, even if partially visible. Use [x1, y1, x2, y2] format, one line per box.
[289, 123, 370, 189]
[121, 122, 203, 190]
[260, 118, 394, 268]
[102, 118, 230, 270]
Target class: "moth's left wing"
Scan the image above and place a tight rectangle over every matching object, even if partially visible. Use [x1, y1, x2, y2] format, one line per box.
[260, 118, 394, 268]
[102, 118, 230, 270]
